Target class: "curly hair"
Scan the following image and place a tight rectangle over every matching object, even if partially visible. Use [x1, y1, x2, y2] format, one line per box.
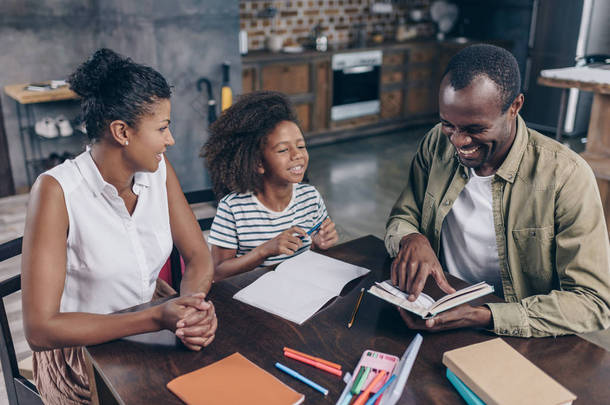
[202, 91, 300, 198]
[68, 48, 171, 141]
[442, 44, 521, 113]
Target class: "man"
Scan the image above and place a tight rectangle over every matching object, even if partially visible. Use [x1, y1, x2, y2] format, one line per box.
[385, 44, 610, 338]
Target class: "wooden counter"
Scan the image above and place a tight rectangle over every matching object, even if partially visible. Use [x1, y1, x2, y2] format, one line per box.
[4, 83, 78, 104]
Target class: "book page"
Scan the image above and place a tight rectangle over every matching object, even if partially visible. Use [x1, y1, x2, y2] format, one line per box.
[275, 250, 370, 293]
[233, 250, 370, 324]
[367, 284, 434, 318]
[429, 282, 493, 316]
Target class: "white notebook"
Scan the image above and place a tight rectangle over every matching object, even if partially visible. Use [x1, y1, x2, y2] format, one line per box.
[233, 250, 370, 324]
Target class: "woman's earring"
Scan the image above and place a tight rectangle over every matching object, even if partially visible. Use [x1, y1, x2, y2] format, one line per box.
[124, 141, 129, 146]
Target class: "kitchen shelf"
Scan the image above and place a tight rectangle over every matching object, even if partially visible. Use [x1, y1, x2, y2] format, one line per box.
[4, 82, 84, 187]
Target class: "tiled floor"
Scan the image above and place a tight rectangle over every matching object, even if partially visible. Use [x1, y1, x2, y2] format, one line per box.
[0, 127, 607, 403]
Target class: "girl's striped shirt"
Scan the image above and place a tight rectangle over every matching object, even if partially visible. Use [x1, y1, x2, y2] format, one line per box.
[208, 183, 328, 267]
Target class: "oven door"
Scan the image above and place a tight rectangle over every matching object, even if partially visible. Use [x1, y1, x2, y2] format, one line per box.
[331, 54, 381, 121]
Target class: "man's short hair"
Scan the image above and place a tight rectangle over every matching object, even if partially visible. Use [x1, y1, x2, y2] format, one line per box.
[442, 44, 521, 113]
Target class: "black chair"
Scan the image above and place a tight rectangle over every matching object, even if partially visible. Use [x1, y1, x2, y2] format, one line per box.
[170, 189, 217, 291]
[0, 237, 42, 405]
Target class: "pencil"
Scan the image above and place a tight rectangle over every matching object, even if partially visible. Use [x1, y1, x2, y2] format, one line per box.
[283, 347, 342, 370]
[275, 362, 329, 396]
[306, 221, 322, 235]
[364, 374, 396, 405]
[348, 287, 365, 328]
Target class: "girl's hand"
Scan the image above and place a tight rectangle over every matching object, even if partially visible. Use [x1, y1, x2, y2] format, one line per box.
[312, 218, 338, 250]
[157, 293, 210, 331]
[259, 226, 306, 258]
[175, 301, 218, 351]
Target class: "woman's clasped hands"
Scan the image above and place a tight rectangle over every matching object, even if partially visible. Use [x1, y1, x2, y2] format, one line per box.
[158, 293, 218, 351]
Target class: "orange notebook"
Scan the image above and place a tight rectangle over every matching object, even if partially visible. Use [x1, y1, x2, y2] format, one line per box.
[166, 352, 305, 405]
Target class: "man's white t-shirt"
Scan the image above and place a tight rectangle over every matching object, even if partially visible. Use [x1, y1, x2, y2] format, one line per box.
[441, 168, 503, 297]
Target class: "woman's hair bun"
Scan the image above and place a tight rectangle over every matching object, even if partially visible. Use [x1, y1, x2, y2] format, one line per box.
[68, 48, 128, 98]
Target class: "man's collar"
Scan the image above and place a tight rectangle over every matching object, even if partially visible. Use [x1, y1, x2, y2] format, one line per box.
[494, 114, 528, 184]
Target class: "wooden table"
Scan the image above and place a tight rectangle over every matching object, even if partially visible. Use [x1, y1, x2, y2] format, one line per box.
[538, 72, 610, 235]
[84, 236, 610, 404]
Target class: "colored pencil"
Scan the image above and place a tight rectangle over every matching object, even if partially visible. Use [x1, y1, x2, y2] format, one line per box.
[354, 367, 371, 393]
[352, 371, 387, 405]
[275, 362, 329, 395]
[347, 287, 365, 328]
[350, 366, 366, 395]
[284, 347, 341, 370]
[306, 221, 323, 235]
[364, 374, 396, 405]
[284, 350, 343, 377]
[283, 347, 342, 370]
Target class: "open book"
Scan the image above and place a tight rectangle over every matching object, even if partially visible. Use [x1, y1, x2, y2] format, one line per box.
[233, 250, 370, 324]
[367, 280, 494, 319]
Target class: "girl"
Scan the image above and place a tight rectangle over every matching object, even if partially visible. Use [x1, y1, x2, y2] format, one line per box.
[203, 91, 339, 280]
[21, 49, 217, 404]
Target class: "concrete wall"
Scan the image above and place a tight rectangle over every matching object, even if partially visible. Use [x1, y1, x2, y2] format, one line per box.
[0, 0, 241, 192]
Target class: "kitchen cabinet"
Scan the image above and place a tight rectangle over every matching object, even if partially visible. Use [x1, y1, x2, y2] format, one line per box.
[261, 63, 309, 94]
[404, 44, 439, 119]
[380, 90, 403, 119]
[242, 56, 330, 134]
[378, 44, 440, 124]
[242, 39, 510, 144]
[380, 49, 405, 121]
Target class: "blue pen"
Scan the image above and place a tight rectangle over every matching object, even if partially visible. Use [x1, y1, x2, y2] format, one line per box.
[364, 374, 396, 405]
[275, 362, 329, 396]
[306, 221, 322, 235]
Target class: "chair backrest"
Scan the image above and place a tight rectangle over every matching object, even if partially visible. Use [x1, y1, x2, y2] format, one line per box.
[0, 237, 43, 405]
[170, 189, 217, 291]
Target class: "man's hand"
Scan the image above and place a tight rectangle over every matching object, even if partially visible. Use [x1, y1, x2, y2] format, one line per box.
[311, 218, 338, 250]
[391, 233, 455, 301]
[398, 304, 492, 332]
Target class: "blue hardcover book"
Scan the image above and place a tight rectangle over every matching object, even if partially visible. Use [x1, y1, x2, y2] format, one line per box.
[446, 368, 486, 405]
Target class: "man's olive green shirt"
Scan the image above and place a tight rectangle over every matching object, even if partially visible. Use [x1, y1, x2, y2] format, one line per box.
[385, 115, 610, 337]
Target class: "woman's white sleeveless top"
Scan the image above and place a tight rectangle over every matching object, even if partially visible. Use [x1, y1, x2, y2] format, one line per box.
[43, 150, 172, 314]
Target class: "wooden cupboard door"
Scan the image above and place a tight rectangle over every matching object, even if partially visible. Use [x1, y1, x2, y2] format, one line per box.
[295, 103, 311, 132]
[261, 63, 310, 94]
[241, 67, 256, 93]
[406, 86, 437, 117]
[407, 66, 435, 83]
[314, 60, 330, 131]
[380, 90, 403, 120]
[408, 46, 438, 64]
[383, 52, 404, 66]
[381, 70, 404, 85]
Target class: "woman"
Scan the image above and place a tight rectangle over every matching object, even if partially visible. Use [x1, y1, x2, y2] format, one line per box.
[21, 48, 217, 404]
